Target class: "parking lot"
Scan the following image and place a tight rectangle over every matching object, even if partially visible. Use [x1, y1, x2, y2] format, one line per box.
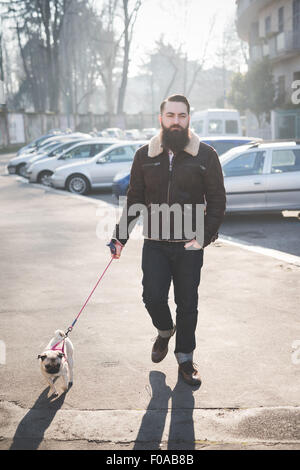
[1, 150, 300, 450]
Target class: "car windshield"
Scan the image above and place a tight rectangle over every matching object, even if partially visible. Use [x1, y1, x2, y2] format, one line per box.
[219, 144, 253, 164]
[51, 140, 81, 156]
[205, 140, 251, 156]
[37, 141, 62, 153]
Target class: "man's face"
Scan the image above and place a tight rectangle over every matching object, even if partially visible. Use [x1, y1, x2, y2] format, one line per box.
[160, 101, 190, 153]
[159, 101, 190, 132]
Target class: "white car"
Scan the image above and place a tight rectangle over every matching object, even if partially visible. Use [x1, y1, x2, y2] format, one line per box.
[220, 141, 300, 212]
[124, 129, 144, 140]
[104, 128, 126, 139]
[50, 141, 147, 194]
[26, 139, 118, 185]
[7, 133, 90, 177]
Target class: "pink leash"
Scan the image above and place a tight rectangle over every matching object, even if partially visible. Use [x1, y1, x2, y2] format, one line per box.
[51, 257, 114, 351]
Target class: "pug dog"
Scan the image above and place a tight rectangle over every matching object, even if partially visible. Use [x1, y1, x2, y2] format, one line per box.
[38, 329, 74, 396]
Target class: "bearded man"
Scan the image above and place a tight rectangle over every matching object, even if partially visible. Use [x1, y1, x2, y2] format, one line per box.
[108, 94, 226, 386]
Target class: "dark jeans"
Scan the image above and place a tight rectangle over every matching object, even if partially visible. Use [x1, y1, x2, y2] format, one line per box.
[142, 239, 204, 354]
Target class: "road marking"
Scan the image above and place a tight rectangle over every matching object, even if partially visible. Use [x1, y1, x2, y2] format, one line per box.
[219, 235, 300, 267]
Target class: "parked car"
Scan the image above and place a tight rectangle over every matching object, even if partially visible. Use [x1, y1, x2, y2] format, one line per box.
[50, 141, 147, 194]
[16, 130, 64, 156]
[26, 139, 118, 185]
[25, 137, 91, 169]
[221, 141, 300, 212]
[7, 133, 91, 177]
[103, 128, 125, 139]
[97, 130, 110, 138]
[111, 136, 261, 199]
[142, 128, 159, 139]
[112, 141, 300, 213]
[124, 129, 144, 140]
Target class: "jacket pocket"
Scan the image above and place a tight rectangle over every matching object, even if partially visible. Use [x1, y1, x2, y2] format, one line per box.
[142, 161, 161, 186]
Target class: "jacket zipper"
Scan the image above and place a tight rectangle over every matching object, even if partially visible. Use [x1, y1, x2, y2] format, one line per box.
[167, 153, 174, 205]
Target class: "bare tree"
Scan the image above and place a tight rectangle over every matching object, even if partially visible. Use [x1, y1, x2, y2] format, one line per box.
[1, 0, 72, 112]
[117, 0, 143, 115]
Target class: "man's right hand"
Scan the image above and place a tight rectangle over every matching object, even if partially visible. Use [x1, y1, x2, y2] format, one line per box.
[107, 239, 124, 259]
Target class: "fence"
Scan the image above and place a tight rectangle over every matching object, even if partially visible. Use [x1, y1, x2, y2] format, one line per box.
[0, 110, 157, 149]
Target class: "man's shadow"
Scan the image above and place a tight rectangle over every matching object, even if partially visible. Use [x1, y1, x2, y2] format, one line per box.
[134, 371, 200, 450]
[9, 386, 67, 450]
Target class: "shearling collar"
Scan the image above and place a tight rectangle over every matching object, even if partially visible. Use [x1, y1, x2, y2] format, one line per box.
[148, 130, 200, 158]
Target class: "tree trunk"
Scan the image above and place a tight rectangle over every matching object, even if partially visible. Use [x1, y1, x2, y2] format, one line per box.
[117, 0, 130, 115]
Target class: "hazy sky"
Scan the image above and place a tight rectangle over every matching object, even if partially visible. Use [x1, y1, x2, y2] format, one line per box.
[131, 0, 238, 75]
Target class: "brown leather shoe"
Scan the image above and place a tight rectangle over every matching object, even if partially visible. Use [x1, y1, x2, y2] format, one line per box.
[178, 361, 201, 386]
[151, 327, 176, 363]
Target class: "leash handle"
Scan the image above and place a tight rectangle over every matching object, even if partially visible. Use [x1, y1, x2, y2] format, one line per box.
[65, 257, 114, 336]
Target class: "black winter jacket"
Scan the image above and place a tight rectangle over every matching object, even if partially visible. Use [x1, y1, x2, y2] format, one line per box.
[114, 131, 226, 247]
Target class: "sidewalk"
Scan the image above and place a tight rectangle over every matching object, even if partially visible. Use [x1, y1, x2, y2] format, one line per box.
[0, 171, 299, 450]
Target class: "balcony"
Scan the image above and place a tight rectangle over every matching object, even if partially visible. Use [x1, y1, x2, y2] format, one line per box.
[236, 0, 275, 40]
[250, 31, 300, 63]
[269, 30, 300, 61]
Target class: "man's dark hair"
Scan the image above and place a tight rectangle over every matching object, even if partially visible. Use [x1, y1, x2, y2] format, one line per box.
[160, 94, 190, 115]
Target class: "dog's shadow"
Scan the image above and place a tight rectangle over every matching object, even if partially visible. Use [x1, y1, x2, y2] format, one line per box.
[9, 385, 69, 450]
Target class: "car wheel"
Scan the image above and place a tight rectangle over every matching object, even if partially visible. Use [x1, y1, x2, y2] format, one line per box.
[17, 163, 27, 177]
[38, 170, 53, 186]
[66, 174, 90, 195]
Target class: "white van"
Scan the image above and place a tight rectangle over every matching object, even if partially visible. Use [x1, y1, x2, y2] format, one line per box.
[191, 109, 242, 137]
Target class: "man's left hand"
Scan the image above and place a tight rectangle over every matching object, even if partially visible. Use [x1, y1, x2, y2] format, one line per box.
[184, 239, 203, 250]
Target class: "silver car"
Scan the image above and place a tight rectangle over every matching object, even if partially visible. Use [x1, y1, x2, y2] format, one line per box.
[7, 133, 90, 177]
[26, 139, 118, 185]
[50, 141, 147, 194]
[221, 141, 300, 212]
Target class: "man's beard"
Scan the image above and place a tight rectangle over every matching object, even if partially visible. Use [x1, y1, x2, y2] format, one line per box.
[161, 124, 190, 154]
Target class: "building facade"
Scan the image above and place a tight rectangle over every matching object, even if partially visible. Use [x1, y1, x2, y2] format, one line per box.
[236, 0, 300, 138]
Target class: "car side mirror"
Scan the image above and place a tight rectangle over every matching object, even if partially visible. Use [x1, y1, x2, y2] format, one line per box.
[97, 156, 107, 164]
[59, 154, 70, 160]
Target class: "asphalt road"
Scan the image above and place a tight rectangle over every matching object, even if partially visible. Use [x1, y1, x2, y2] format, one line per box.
[1, 151, 300, 450]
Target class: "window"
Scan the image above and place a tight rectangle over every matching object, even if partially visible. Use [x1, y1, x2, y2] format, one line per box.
[69, 145, 92, 159]
[271, 149, 300, 173]
[278, 115, 296, 139]
[265, 16, 271, 35]
[91, 143, 111, 156]
[293, 0, 300, 31]
[193, 120, 203, 134]
[208, 119, 223, 135]
[278, 7, 284, 33]
[277, 75, 286, 103]
[293, 71, 300, 81]
[225, 120, 238, 134]
[107, 146, 134, 162]
[250, 22, 259, 45]
[223, 151, 266, 177]
[207, 140, 248, 156]
[51, 141, 76, 156]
